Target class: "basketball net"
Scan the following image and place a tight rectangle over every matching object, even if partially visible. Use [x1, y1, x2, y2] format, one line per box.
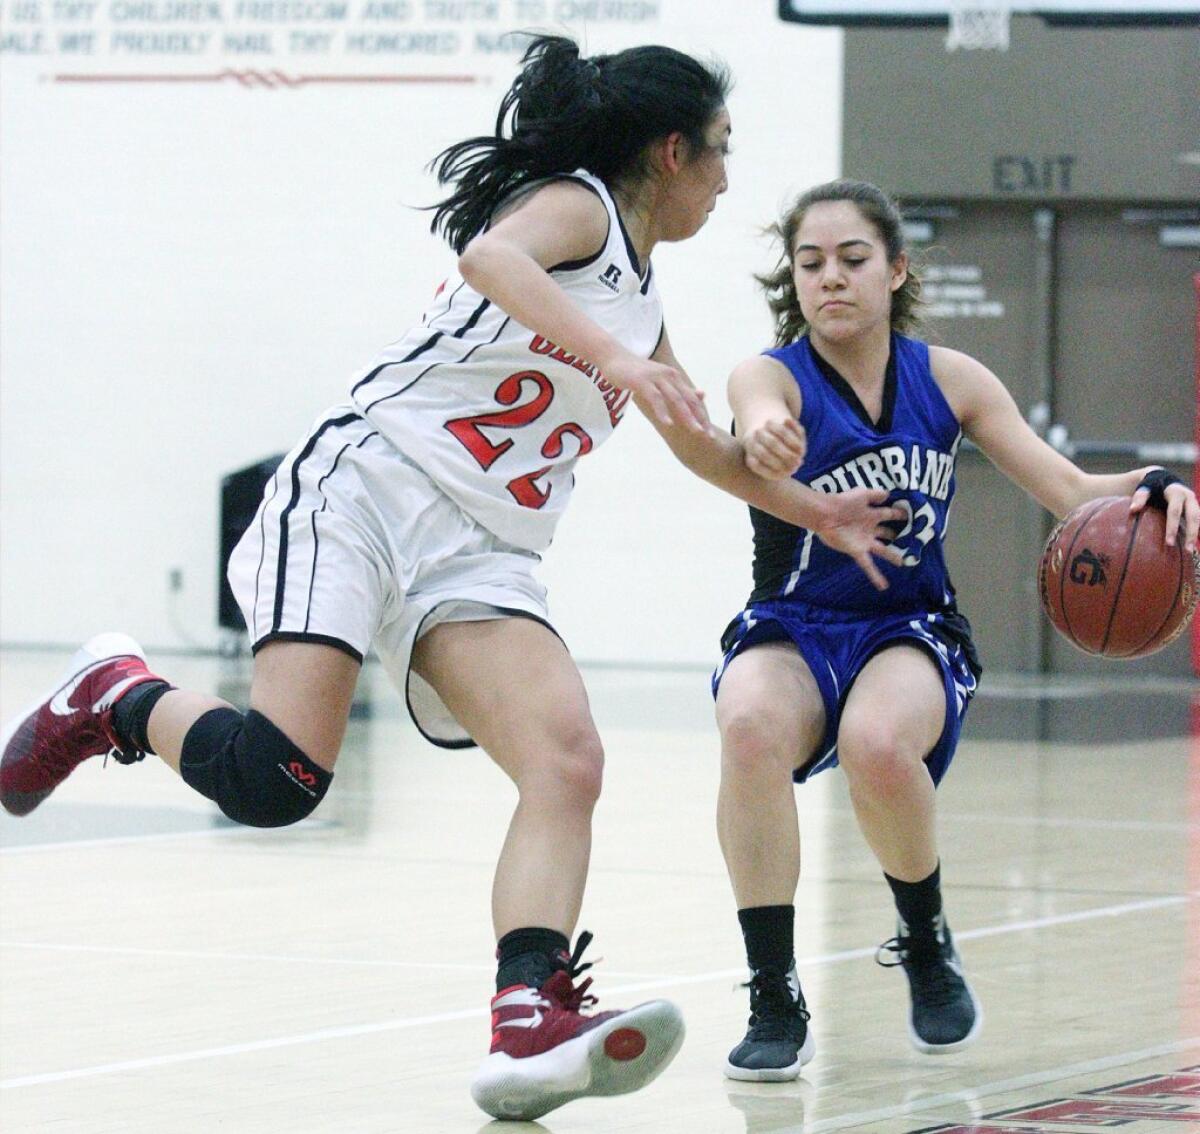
[945, 2, 1012, 51]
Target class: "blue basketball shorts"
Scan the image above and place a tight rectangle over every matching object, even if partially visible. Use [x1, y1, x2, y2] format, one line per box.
[712, 602, 981, 785]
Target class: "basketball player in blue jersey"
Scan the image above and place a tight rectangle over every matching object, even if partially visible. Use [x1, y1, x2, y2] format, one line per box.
[714, 179, 1199, 1079]
[0, 41, 907, 1123]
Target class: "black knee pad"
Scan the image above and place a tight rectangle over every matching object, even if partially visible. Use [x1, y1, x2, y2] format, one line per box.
[179, 708, 332, 828]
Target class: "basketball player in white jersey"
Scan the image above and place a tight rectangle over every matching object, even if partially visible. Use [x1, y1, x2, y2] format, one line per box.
[0, 38, 907, 1121]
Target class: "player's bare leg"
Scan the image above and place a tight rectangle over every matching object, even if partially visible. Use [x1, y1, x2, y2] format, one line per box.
[715, 642, 823, 1080]
[836, 646, 942, 881]
[413, 616, 684, 1121]
[1, 635, 357, 823]
[152, 640, 360, 774]
[838, 644, 982, 1053]
[415, 617, 599, 937]
[716, 643, 824, 908]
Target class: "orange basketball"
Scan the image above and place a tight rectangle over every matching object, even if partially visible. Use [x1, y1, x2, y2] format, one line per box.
[1038, 496, 1198, 658]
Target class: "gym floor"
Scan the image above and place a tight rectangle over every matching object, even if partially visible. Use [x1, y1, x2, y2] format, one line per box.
[1, 648, 1197, 1133]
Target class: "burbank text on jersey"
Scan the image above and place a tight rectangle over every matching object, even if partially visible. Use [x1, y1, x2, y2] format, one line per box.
[747, 334, 963, 614]
[808, 443, 955, 501]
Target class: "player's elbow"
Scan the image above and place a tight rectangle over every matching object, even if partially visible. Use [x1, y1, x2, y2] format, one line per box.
[1046, 465, 1093, 518]
[456, 236, 501, 293]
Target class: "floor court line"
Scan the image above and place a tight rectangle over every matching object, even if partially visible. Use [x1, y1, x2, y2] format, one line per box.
[0, 818, 336, 856]
[1, 807, 1190, 859]
[0, 896, 1183, 988]
[0, 940, 663, 980]
[1, 894, 1188, 1091]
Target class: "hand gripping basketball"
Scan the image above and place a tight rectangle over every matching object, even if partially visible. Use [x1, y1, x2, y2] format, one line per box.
[1038, 496, 1199, 659]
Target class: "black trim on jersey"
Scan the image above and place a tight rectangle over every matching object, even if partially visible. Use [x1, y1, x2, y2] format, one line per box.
[361, 316, 512, 415]
[351, 332, 443, 397]
[452, 297, 490, 338]
[809, 338, 898, 433]
[652, 321, 666, 357]
[251, 469, 283, 641]
[352, 295, 495, 402]
[252, 631, 364, 665]
[640, 261, 654, 296]
[609, 191, 645, 281]
[425, 279, 468, 329]
[551, 248, 607, 273]
[491, 174, 609, 274]
[272, 411, 361, 634]
[546, 177, 609, 272]
[864, 606, 983, 684]
[303, 428, 380, 633]
[748, 505, 806, 603]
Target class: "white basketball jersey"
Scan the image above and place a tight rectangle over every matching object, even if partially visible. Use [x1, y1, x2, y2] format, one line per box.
[350, 172, 664, 552]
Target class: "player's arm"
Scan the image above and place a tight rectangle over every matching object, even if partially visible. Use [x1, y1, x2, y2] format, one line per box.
[456, 180, 707, 432]
[643, 332, 905, 590]
[932, 346, 1197, 550]
[727, 355, 807, 479]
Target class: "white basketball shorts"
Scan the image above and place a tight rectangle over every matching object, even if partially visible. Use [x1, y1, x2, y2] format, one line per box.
[226, 405, 552, 747]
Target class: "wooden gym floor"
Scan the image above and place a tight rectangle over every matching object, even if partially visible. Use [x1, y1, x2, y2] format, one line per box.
[1, 647, 1197, 1133]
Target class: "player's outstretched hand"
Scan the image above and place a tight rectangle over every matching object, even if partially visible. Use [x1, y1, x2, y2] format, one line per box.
[743, 419, 807, 479]
[610, 351, 709, 433]
[815, 488, 906, 591]
[1129, 469, 1198, 553]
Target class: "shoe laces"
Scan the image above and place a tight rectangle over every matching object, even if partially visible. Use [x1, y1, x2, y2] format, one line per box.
[542, 930, 600, 1012]
[876, 930, 964, 1010]
[28, 731, 94, 780]
[102, 744, 146, 768]
[98, 714, 145, 768]
[27, 715, 140, 777]
[742, 968, 810, 1040]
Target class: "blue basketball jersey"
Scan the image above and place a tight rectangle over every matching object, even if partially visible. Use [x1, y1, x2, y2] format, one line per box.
[748, 334, 962, 615]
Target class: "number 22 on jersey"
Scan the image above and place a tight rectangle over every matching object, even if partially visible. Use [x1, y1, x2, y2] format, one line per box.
[444, 370, 594, 510]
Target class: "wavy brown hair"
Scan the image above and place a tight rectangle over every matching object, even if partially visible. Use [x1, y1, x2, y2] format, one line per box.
[757, 179, 924, 347]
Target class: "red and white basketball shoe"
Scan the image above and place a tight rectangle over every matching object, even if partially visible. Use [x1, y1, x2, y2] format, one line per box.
[470, 936, 685, 1121]
[0, 633, 162, 816]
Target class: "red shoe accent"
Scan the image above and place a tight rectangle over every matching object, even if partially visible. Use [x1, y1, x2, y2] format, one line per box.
[487, 970, 619, 1059]
[0, 634, 162, 816]
[472, 934, 685, 1121]
[603, 1027, 647, 1062]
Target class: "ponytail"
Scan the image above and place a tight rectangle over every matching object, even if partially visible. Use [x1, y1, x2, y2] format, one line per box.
[428, 34, 730, 254]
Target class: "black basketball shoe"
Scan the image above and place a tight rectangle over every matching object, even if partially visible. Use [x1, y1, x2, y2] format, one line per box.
[724, 965, 815, 1081]
[877, 916, 982, 1053]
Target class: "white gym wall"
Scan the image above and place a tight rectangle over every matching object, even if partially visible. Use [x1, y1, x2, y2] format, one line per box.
[0, 0, 842, 665]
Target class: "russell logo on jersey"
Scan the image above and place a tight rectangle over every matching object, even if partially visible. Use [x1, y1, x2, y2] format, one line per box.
[598, 263, 622, 292]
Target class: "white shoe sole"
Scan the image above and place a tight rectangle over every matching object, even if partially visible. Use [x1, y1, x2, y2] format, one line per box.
[470, 999, 685, 1121]
[723, 1026, 816, 1082]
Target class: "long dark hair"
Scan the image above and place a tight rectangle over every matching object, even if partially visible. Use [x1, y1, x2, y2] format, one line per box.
[428, 34, 731, 254]
[757, 179, 924, 347]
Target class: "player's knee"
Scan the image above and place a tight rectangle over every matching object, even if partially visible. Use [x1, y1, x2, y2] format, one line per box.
[719, 704, 793, 778]
[838, 724, 917, 796]
[179, 708, 333, 828]
[526, 720, 604, 809]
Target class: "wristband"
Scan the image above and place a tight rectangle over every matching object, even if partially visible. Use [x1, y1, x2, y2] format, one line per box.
[1135, 467, 1184, 510]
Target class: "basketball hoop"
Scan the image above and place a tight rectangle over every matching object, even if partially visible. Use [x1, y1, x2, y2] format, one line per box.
[945, 3, 1012, 51]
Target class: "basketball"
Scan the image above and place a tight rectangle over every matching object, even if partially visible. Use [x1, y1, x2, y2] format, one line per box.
[1038, 496, 1199, 658]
